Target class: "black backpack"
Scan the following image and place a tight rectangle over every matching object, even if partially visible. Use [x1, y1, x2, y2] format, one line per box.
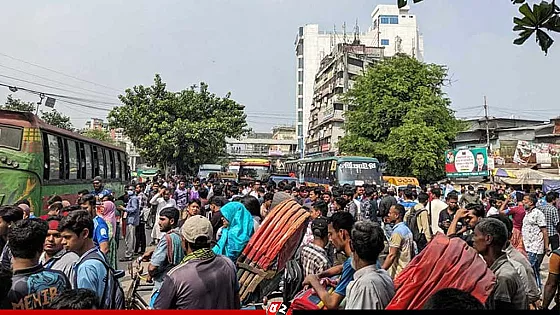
[406, 207, 429, 255]
[74, 250, 125, 309]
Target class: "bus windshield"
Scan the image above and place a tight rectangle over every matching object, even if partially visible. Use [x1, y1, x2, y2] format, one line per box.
[337, 161, 381, 185]
[239, 166, 269, 180]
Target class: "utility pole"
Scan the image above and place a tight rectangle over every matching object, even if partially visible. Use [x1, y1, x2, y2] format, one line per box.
[484, 95, 490, 151]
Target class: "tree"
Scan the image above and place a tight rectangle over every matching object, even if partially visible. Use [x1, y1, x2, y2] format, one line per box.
[398, 0, 560, 54]
[40, 109, 73, 131]
[108, 74, 249, 175]
[82, 129, 114, 144]
[338, 54, 464, 182]
[2, 95, 35, 112]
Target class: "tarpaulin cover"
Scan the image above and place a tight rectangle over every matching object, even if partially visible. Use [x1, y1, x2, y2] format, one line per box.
[543, 179, 560, 193]
[385, 234, 496, 310]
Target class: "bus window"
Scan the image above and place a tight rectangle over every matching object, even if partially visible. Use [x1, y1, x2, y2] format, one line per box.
[47, 134, 60, 180]
[0, 125, 23, 150]
[84, 144, 92, 179]
[92, 146, 99, 177]
[99, 148, 106, 179]
[121, 153, 129, 181]
[115, 151, 121, 180]
[109, 150, 115, 179]
[77, 142, 85, 179]
[67, 140, 78, 180]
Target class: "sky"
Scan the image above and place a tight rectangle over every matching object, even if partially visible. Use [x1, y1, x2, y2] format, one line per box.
[0, 0, 558, 132]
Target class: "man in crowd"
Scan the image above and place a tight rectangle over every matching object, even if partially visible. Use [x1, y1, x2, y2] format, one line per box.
[154, 215, 240, 309]
[299, 217, 331, 277]
[378, 187, 397, 223]
[346, 220, 395, 310]
[208, 196, 227, 241]
[142, 207, 185, 308]
[521, 193, 549, 288]
[40, 216, 80, 279]
[490, 214, 541, 309]
[91, 177, 110, 201]
[473, 218, 527, 309]
[0, 205, 24, 269]
[121, 185, 140, 262]
[428, 188, 448, 234]
[303, 212, 355, 310]
[135, 183, 148, 255]
[173, 180, 189, 212]
[301, 200, 328, 246]
[59, 210, 116, 308]
[404, 191, 432, 251]
[3, 219, 70, 309]
[538, 192, 559, 251]
[439, 193, 459, 235]
[382, 204, 414, 279]
[150, 187, 177, 243]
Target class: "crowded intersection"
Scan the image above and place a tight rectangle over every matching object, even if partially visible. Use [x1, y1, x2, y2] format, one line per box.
[1, 173, 560, 310]
[2, 0, 560, 312]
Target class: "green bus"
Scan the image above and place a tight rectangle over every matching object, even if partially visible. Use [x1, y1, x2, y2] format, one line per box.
[0, 110, 129, 215]
[285, 156, 382, 189]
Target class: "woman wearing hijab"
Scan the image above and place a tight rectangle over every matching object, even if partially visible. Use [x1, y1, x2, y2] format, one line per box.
[100, 200, 118, 269]
[213, 202, 254, 262]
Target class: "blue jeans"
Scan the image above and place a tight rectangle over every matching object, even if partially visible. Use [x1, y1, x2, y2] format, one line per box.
[527, 252, 545, 287]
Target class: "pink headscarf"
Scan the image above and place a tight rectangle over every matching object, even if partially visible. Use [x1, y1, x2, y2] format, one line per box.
[101, 200, 117, 238]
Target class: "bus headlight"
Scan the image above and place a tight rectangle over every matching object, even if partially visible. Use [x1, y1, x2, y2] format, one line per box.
[6, 159, 12, 165]
[12, 162, 18, 168]
[0, 156, 6, 163]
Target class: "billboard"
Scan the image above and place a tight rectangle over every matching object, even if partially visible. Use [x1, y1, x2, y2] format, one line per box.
[445, 148, 489, 177]
[513, 140, 560, 166]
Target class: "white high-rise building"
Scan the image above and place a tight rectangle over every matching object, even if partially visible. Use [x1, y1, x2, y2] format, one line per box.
[294, 4, 423, 157]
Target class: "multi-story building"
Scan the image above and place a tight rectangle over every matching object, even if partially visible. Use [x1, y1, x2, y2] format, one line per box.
[295, 4, 424, 157]
[306, 43, 384, 156]
[84, 118, 107, 130]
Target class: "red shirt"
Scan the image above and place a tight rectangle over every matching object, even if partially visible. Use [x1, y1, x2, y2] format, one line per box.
[508, 205, 526, 230]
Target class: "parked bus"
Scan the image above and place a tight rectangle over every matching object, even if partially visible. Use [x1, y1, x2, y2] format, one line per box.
[0, 110, 129, 214]
[197, 164, 223, 179]
[285, 156, 382, 188]
[238, 158, 271, 182]
[383, 176, 421, 193]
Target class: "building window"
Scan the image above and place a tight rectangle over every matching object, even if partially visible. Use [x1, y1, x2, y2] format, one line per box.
[298, 57, 304, 69]
[380, 15, 398, 24]
[334, 103, 344, 111]
[298, 111, 303, 122]
[381, 39, 389, 46]
[298, 125, 303, 136]
[298, 84, 303, 96]
[298, 98, 303, 109]
[298, 71, 303, 83]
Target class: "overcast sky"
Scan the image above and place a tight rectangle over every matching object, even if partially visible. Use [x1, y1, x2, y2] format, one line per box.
[0, 0, 558, 132]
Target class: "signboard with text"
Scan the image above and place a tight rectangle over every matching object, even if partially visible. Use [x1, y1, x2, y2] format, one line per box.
[445, 148, 489, 177]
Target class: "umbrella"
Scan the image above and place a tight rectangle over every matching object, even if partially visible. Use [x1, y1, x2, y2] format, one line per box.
[492, 168, 516, 178]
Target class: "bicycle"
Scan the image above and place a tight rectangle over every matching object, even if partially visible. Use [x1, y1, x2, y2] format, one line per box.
[125, 260, 153, 310]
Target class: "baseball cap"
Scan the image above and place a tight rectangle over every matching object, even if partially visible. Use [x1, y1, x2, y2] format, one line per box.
[181, 215, 213, 244]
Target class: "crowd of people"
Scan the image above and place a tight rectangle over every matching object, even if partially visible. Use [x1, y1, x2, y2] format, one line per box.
[1, 173, 560, 310]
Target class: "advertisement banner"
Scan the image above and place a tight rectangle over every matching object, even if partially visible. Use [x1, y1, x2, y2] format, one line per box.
[513, 140, 560, 165]
[445, 148, 489, 177]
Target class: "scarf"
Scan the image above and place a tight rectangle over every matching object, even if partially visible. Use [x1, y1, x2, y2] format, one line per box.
[100, 201, 117, 238]
[212, 202, 254, 262]
[181, 248, 215, 264]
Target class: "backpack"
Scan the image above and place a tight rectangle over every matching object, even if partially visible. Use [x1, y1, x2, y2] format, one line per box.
[74, 249, 125, 309]
[406, 207, 429, 255]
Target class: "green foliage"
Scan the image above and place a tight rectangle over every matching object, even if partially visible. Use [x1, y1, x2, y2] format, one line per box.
[2, 95, 35, 112]
[398, 0, 560, 55]
[81, 129, 114, 144]
[40, 109, 73, 131]
[338, 54, 464, 182]
[108, 74, 249, 175]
